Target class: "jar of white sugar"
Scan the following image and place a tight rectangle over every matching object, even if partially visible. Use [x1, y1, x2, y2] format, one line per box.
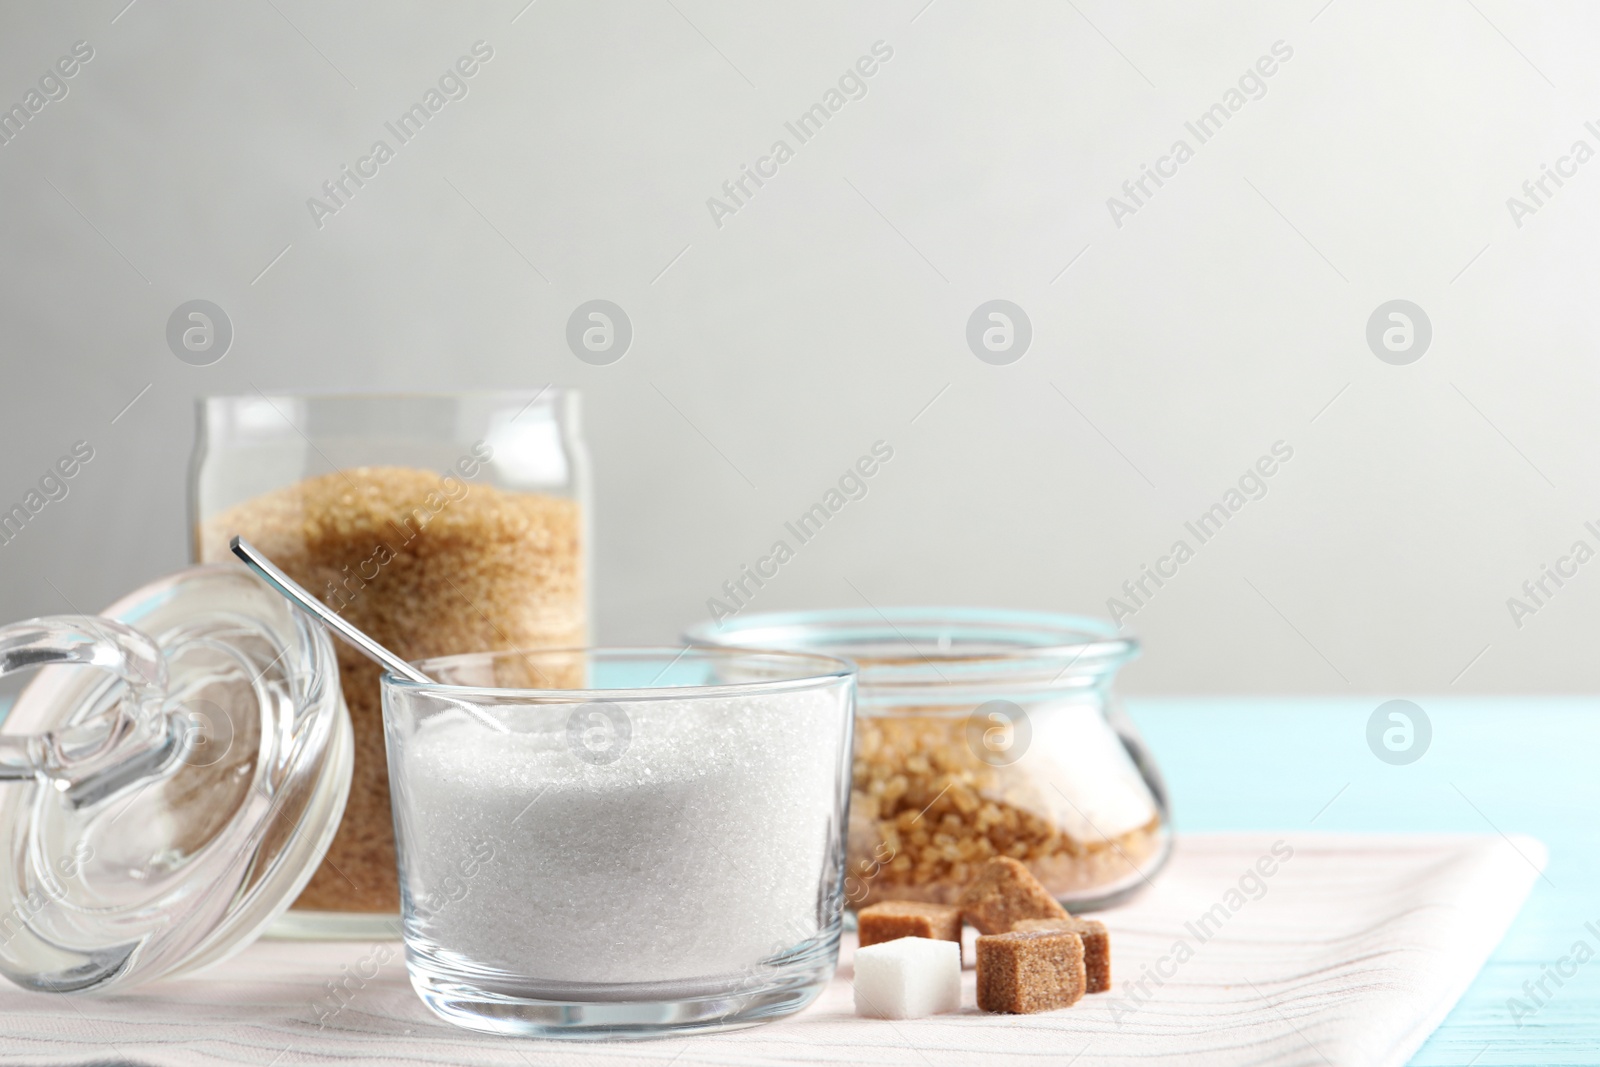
[685, 608, 1170, 912]
[382, 646, 855, 1039]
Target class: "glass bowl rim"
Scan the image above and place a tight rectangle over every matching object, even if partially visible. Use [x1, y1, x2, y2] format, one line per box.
[681, 607, 1132, 668]
[383, 645, 856, 703]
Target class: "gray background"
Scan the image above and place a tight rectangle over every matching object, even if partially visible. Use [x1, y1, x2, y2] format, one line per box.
[1, 0, 1597, 694]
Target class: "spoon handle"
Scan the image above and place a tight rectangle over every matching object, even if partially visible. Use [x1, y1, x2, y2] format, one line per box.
[230, 536, 433, 685]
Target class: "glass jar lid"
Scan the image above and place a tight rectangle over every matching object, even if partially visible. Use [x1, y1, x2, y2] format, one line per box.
[0, 564, 351, 993]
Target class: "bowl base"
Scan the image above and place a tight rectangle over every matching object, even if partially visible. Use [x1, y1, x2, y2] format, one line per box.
[409, 962, 832, 1040]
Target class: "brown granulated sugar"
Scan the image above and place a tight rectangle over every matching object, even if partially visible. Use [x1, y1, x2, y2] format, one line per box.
[849, 714, 1160, 907]
[199, 466, 584, 914]
[976, 929, 1086, 1013]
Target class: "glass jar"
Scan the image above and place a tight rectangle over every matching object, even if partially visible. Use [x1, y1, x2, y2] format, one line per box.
[684, 608, 1169, 911]
[383, 647, 855, 1038]
[190, 391, 589, 936]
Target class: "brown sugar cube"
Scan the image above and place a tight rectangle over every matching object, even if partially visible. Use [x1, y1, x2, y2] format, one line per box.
[858, 901, 964, 948]
[976, 930, 1086, 1013]
[958, 857, 1069, 935]
[1013, 917, 1110, 993]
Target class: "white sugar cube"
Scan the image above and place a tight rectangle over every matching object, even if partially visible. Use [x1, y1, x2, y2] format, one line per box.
[853, 936, 962, 1019]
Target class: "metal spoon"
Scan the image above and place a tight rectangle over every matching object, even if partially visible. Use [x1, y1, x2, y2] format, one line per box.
[231, 536, 513, 734]
[230, 535, 433, 684]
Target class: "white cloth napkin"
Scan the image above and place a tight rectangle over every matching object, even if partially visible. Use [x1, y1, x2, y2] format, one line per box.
[0, 833, 1541, 1067]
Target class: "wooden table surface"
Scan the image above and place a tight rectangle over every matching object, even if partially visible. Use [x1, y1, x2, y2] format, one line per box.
[1130, 696, 1593, 1066]
[0, 694, 1577, 1063]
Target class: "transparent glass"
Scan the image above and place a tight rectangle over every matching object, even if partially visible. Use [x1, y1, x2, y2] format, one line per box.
[0, 566, 350, 993]
[190, 391, 589, 937]
[684, 608, 1170, 911]
[382, 647, 855, 1039]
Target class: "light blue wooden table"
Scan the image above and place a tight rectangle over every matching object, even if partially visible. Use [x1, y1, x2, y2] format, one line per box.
[1130, 697, 1596, 1066]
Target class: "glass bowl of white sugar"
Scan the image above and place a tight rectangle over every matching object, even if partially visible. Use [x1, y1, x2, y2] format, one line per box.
[382, 647, 856, 1039]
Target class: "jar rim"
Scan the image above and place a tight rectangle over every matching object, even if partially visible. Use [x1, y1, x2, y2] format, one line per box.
[385, 646, 856, 703]
[682, 608, 1137, 689]
[198, 388, 574, 405]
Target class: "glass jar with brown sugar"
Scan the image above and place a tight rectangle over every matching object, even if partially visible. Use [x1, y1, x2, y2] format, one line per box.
[684, 609, 1168, 911]
[191, 391, 588, 937]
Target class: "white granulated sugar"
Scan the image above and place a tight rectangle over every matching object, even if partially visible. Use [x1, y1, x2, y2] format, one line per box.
[396, 687, 848, 988]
